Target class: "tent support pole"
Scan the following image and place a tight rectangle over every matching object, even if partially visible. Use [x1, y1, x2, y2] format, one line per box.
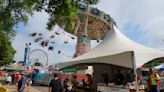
[131, 51, 140, 92]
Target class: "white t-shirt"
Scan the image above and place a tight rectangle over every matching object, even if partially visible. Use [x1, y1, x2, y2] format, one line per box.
[6, 76, 12, 82]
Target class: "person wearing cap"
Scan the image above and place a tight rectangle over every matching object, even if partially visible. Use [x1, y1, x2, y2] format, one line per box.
[145, 68, 160, 92]
[48, 73, 62, 92]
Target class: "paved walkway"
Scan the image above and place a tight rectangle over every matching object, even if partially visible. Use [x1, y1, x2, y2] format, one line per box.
[7, 84, 42, 92]
[0, 78, 42, 92]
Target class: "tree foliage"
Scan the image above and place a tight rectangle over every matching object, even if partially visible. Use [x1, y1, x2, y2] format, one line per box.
[0, 32, 15, 64]
[34, 0, 99, 31]
[34, 0, 78, 31]
[0, 0, 40, 35]
[0, 0, 100, 35]
[0, 0, 39, 64]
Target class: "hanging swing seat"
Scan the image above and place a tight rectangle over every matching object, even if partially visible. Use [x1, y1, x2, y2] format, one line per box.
[58, 51, 61, 54]
[48, 46, 54, 51]
[31, 32, 37, 37]
[104, 14, 111, 22]
[38, 33, 43, 36]
[91, 8, 100, 16]
[34, 37, 43, 42]
[51, 41, 55, 44]
[55, 32, 60, 35]
[64, 40, 69, 44]
[71, 36, 75, 39]
[51, 35, 55, 38]
[79, 4, 86, 11]
[45, 40, 49, 46]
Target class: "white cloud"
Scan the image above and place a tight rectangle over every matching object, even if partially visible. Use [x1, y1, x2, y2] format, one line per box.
[96, 0, 164, 49]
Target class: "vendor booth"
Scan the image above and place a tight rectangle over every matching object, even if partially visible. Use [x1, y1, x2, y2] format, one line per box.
[58, 25, 164, 92]
[5, 64, 25, 72]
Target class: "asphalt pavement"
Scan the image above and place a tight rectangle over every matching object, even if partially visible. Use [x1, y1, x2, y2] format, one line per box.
[32, 85, 48, 92]
[0, 78, 46, 92]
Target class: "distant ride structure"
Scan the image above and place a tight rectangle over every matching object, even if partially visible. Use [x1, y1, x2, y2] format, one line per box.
[28, 0, 115, 59]
[29, 49, 48, 66]
[56, 1, 114, 57]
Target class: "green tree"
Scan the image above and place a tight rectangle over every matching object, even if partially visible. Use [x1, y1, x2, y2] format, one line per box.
[0, 0, 40, 35]
[34, 0, 99, 31]
[0, 32, 15, 65]
[0, 0, 39, 64]
[0, 0, 99, 65]
[0, 0, 100, 35]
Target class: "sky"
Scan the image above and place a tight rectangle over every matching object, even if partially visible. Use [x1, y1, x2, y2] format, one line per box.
[12, 0, 164, 65]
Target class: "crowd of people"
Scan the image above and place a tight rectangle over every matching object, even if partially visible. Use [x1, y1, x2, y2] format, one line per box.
[4, 72, 32, 92]
[48, 73, 94, 92]
[1, 68, 163, 92]
[101, 68, 161, 92]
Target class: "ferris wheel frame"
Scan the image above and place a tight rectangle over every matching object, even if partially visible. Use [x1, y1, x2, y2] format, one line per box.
[29, 49, 48, 66]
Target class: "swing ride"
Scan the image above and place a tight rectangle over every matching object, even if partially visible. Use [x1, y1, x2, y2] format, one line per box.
[56, 1, 114, 57]
[28, 0, 114, 58]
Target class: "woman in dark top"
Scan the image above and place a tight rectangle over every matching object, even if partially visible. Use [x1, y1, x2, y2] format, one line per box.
[84, 74, 94, 92]
[63, 78, 72, 92]
[48, 73, 62, 92]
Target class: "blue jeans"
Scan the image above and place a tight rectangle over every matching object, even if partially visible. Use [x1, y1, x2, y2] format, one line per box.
[157, 88, 160, 92]
[149, 86, 158, 92]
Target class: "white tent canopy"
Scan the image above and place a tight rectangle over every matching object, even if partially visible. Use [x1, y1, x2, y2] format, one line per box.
[58, 25, 164, 69]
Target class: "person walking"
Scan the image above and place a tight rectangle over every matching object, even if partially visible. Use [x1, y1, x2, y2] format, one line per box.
[15, 72, 21, 86]
[84, 74, 94, 92]
[18, 73, 26, 92]
[48, 73, 62, 92]
[71, 75, 77, 92]
[11, 72, 15, 84]
[145, 68, 160, 92]
[5, 74, 12, 88]
[63, 78, 72, 92]
[26, 74, 32, 92]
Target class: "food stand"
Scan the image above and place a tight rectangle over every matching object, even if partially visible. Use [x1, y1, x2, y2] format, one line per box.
[5, 64, 25, 72]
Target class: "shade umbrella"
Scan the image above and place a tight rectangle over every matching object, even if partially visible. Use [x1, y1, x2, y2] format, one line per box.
[154, 64, 164, 71]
